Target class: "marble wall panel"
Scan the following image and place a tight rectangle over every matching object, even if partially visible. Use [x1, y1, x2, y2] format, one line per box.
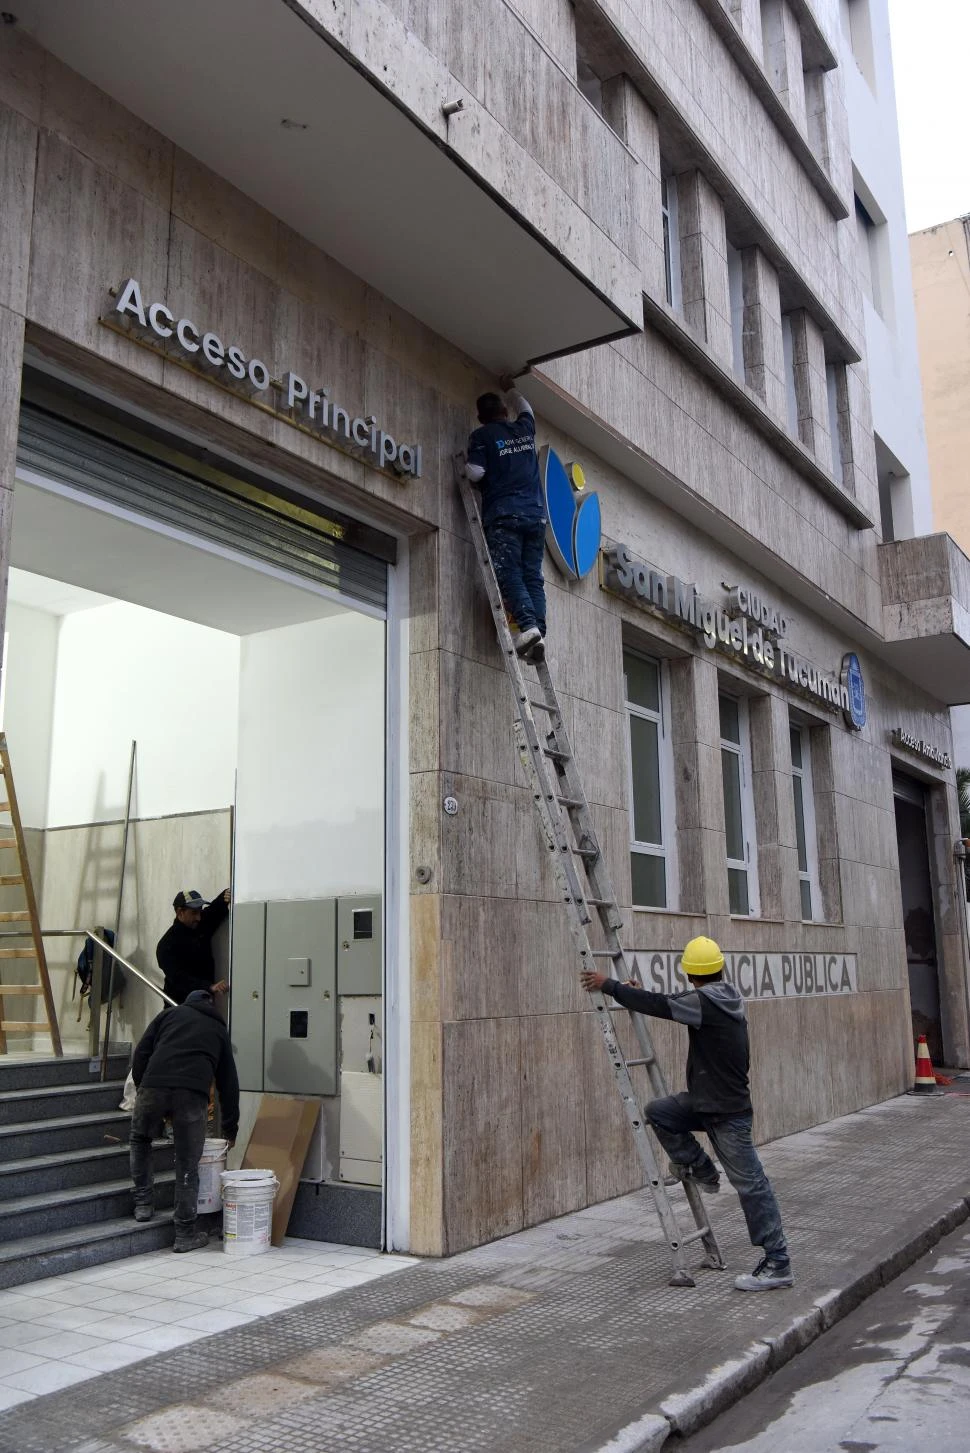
[520, 1012, 588, 1225]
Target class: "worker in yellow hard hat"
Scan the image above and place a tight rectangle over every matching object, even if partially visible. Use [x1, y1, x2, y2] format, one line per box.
[582, 935, 792, 1293]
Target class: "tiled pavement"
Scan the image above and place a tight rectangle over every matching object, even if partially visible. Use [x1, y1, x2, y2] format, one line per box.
[0, 1092, 969, 1452]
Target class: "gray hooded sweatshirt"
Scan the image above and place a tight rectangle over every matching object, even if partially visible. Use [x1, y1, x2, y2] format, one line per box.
[602, 978, 751, 1116]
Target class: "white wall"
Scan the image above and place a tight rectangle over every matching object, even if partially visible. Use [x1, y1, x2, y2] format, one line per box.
[234, 612, 385, 902]
[1, 602, 59, 828]
[46, 602, 240, 826]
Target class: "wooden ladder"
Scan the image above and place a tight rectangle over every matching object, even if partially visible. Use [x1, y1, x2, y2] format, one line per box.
[0, 733, 62, 1055]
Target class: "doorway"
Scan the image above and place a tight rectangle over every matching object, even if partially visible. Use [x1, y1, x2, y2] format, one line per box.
[893, 773, 942, 1064]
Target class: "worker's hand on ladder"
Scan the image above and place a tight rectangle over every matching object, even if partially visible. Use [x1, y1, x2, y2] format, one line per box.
[581, 970, 607, 992]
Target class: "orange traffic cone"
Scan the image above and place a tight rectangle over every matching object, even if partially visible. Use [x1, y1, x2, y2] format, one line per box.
[910, 1034, 938, 1094]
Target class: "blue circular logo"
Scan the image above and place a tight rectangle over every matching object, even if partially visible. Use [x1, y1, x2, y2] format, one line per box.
[841, 653, 867, 731]
[540, 445, 601, 582]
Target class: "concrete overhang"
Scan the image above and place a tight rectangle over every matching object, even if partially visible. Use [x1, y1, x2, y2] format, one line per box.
[12, 0, 640, 374]
[879, 535, 970, 705]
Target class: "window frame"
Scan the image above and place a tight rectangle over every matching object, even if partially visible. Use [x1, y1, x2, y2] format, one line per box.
[719, 691, 760, 917]
[623, 649, 678, 911]
[790, 719, 822, 922]
[661, 173, 682, 313]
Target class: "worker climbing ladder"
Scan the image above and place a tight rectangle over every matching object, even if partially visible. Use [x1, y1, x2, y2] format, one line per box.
[455, 457, 722, 1287]
[0, 734, 62, 1055]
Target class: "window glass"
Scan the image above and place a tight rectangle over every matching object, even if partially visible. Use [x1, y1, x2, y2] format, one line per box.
[790, 719, 821, 922]
[624, 654, 660, 714]
[624, 649, 674, 910]
[719, 694, 741, 745]
[719, 692, 757, 916]
[661, 173, 681, 311]
[721, 747, 745, 862]
[632, 853, 667, 909]
[728, 866, 750, 916]
[629, 715, 662, 845]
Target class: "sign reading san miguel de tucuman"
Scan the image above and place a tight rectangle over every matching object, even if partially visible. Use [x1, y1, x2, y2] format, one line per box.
[102, 279, 423, 478]
[603, 543, 867, 730]
[631, 950, 858, 1001]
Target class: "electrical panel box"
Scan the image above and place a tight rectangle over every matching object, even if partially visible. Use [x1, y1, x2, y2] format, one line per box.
[337, 894, 382, 996]
[263, 898, 337, 1097]
[230, 902, 266, 1093]
[339, 1070, 383, 1186]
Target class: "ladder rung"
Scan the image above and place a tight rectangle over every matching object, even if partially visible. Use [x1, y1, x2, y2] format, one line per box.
[526, 698, 558, 713]
[556, 796, 583, 808]
[0, 948, 35, 959]
[542, 746, 570, 761]
[0, 912, 30, 923]
[585, 898, 616, 909]
[571, 846, 599, 859]
[0, 803, 11, 814]
[0, 1021, 52, 1032]
[0, 985, 44, 994]
[0, 875, 23, 887]
[0, 839, 17, 851]
[625, 1056, 655, 1069]
[680, 1225, 715, 1246]
[591, 950, 626, 958]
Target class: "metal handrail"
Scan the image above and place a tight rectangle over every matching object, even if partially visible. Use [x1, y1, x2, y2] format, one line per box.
[84, 931, 176, 1008]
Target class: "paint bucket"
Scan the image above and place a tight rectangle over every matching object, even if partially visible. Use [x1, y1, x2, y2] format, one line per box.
[196, 1138, 229, 1214]
[220, 1169, 279, 1257]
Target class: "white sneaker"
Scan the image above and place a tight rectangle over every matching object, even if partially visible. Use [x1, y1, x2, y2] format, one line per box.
[513, 626, 542, 656]
[734, 1256, 794, 1291]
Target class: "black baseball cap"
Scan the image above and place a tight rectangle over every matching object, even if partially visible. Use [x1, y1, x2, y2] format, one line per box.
[173, 890, 208, 911]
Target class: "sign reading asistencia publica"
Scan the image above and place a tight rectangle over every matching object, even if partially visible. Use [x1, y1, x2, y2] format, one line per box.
[603, 543, 865, 728]
[630, 950, 858, 1001]
[103, 279, 423, 478]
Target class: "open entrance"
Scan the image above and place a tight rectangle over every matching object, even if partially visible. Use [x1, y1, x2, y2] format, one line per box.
[893, 772, 942, 1064]
[3, 375, 394, 1244]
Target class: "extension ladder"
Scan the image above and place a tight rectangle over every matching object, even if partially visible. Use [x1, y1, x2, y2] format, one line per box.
[0, 734, 62, 1055]
[455, 458, 722, 1286]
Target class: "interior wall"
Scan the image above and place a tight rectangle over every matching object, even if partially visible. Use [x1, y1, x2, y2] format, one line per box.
[1, 602, 59, 829]
[234, 613, 385, 903]
[46, 602, 240, 827]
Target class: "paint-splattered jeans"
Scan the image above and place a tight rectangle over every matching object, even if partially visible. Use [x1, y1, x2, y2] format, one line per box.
[484, 517, 547, 636]
[648, 1093, 789, 1263]
[130, 1085, 208, 1235]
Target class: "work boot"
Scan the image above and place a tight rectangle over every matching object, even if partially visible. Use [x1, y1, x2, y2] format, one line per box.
[133, 1204, 154, 1223]
[524, 636, 546, 664]
[172, 1229, 209, 1254]
[513, 625, 542, 656]
[734, 1256, 794, 1291]
[665, 1161, 720, 1195]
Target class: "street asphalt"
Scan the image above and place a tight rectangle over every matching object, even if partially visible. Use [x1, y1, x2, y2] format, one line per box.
[0, 1086, 968, 1452]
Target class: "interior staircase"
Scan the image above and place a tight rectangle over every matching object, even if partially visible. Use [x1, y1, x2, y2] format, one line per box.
[0, 1050, 176, 1289]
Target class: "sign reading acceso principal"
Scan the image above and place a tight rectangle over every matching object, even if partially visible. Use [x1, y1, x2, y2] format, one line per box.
[103, 279, 423, 479]
[629, 950, 858, 1001]
[603, 544, 867, 730]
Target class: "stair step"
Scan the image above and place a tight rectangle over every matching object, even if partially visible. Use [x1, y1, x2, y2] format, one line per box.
[0, 1175, 176, 1242]
[0, 1214, 178, 1291]
[0, 1080, 126, 1126]
[0, 1051, 129, 1093]
[0, 1140, 174, 1200]
[0, 1109, 133, 1160]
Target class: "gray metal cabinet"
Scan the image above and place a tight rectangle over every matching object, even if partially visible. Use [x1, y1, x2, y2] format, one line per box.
[263, 898, 337, 1096]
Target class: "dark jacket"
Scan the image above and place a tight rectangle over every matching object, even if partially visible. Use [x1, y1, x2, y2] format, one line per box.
[132, 992, 239, 1138]
[604, 978, 752, 1117]
[466, 406, 544, 527]
[155, 892, 229, 1005]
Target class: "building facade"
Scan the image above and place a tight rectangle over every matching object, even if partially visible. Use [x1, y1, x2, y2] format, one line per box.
[910, 213, 970, 767]
[1, 0, 968, 1260]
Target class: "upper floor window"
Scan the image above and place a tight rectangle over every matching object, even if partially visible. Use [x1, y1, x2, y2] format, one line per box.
[825, 362, 845, 485]
[719, 693, 759, 916]
[624, 650, 676, 910]
[790, 720, 822, 921]
[840, 0, 876, 92]
[854, 194, 889, 321]
[781, 314, 799, 435]
[661, 173, 682, 312]
[727, 242, 745, 381]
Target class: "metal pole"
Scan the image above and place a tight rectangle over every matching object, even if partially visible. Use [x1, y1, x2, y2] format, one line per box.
[100, 741, 136, 1081]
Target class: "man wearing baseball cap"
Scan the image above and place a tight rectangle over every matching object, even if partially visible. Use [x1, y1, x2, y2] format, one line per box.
[156, 887, 231, 1006]
[582, 935, 792, 1292]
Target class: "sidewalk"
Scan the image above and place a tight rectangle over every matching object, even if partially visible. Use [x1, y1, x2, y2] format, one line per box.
[1, 1089, 969, 1453]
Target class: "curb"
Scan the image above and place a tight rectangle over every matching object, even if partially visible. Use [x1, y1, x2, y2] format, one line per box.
[598, 1193, 970, 1451]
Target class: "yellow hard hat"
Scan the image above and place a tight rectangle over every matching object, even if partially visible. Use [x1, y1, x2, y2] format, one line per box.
[681, 935, 725, 976]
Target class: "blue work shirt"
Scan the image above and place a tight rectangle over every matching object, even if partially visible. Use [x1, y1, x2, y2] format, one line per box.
[467, 405, 545, 528]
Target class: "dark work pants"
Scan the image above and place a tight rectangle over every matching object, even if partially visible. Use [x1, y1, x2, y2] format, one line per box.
[484, 518, 547, 636]
[647, 1092, 789, 1263]
[130, 1086, 208, 1236]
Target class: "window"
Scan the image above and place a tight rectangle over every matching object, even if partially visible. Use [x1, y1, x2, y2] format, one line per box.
[727, 242, 745, 380]
[719, 693, 759, 916]
[661, 173, 682, 311]
[781, 314, 798, 435]
[854, 194, 889, 321]
[790, 721, 821, 921]
[825, 362, 844, 484]
[624, 650, 676, 909]
[840, 0, 876, 92]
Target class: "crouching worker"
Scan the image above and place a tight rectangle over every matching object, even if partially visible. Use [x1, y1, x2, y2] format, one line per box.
[581, 935, 793, 1292]
[129, 987, 239, 1253]
[465, 379, 547, 662]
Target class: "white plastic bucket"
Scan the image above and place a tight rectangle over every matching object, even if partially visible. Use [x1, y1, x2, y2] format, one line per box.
[220, 1169, 279, 1257]
[196, 1138, 229, 1214]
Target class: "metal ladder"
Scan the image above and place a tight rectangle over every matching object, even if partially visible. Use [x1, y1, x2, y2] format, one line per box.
[0, 733, 62, 1055]
[455, 458, 722, 1286]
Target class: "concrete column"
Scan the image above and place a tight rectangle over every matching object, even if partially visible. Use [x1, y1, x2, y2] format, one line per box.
[669, 654, 730, 918]
[740, 247, 787, 421]
[601, 76, 665, 302]
[804, 68, 832, 169]
[748, 693, 801, 923]
[728, 0, 763, 52]
[677, 171, 733, 368]
[760, 0, 807, 135]
[789, 309, 831, 464]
